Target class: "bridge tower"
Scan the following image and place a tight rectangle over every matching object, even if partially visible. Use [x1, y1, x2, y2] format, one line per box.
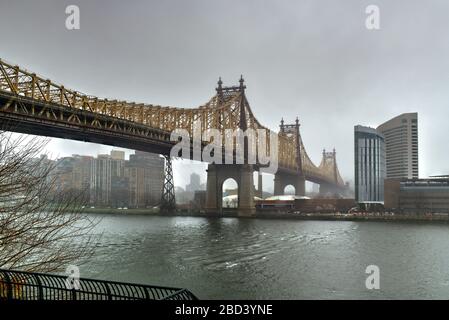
[205, 76, 256, 216]
[318, 149, 339, 196]
[160, 155, 176, 212]
[274, 118, 306, 196]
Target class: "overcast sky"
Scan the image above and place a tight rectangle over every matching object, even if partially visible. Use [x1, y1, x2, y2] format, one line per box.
[1, 0, 448, 189]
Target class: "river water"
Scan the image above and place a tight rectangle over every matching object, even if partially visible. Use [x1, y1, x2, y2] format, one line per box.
[81, 214, 449, 299]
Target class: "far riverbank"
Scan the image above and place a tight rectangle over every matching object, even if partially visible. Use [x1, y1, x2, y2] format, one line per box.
[82, 207, 449, 224]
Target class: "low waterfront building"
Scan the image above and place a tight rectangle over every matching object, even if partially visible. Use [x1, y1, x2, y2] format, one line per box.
[294, 198, 356, 213]
[256, 195, 301, 210]
[384, 178, 449, 214]
[223, 195, 262, 208]
[255, 196, 356, 213]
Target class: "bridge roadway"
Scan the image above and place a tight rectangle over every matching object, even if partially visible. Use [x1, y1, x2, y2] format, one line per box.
[0, 89, 338, 183]
[0, 90, 281, 175]
[0, 90, 174, 156]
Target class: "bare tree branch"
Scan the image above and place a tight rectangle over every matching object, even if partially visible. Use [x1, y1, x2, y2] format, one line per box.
[0, 132, 100, 273]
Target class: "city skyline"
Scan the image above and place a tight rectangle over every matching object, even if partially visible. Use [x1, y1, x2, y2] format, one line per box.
[1, 0, 449, 186]
[41, 148, 267, 192]
[46, 149, 165, 208]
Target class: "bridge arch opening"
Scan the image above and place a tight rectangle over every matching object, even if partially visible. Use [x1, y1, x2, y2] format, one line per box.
[222, 178, 238, 208]
[284, 185, 295, 196]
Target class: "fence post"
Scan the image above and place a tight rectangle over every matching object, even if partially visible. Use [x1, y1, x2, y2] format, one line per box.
[104, 282, 112, 301]
[1, 272, 13, 300]
[33, 274, 44, 300]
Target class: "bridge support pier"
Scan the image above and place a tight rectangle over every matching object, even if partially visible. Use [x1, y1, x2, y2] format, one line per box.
[273, 172, 306, 196]
[205, 163, 256, 216]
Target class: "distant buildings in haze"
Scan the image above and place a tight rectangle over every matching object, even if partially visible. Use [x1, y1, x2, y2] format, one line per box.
[53, 150, 164, 208]
[176, 173, 206, 204]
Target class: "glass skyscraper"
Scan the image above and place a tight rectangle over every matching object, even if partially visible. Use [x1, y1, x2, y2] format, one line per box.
[354, 125, 386, 202]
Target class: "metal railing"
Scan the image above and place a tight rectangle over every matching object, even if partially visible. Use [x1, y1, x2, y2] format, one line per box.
[0, 269, 198, 300]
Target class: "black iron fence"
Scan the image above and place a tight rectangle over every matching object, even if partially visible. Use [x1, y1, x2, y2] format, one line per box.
[0, 269, 198, 300]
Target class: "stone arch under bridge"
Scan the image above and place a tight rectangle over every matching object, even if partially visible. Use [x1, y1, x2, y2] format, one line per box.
[274, 171, 306, 197]
[205, 164, 256, 216]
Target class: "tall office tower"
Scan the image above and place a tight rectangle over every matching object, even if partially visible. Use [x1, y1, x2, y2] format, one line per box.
[90, 154, 112, 206]
[72, 155, 93, 191]
[186, 173, 201, 192]
[125, 151, 164, 208]
[354, 125, 386, 202]
[110, 150, 127, 207]
[110, 150, 125, 178]
[377, 113, 418, 179]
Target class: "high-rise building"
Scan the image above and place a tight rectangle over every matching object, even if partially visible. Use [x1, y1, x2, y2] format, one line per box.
[125, 151, 164, 208]
[354, 125, 386, 202]
[90, 154, 112, 206]
[72, 155, 93, 191]
[111, 176, 129, 208]
[377, 113, 418, 179]
[54, 157, 75, 193]
[110, 151, 125, 179]
[186, 173, 201, 192]
[110, 150, 125, 160]
[110, 150, 127, 207]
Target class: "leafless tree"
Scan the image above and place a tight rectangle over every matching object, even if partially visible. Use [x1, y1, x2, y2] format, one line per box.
[0, 132, 99, 273]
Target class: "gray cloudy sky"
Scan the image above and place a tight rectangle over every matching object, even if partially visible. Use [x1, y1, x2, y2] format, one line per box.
[1, 0, 448, 189]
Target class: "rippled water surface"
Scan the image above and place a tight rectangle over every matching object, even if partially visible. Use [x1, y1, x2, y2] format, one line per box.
[82, 215, 449, 299]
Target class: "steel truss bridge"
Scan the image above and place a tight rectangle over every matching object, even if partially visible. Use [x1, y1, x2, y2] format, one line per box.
[0, 58, 345, 212]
